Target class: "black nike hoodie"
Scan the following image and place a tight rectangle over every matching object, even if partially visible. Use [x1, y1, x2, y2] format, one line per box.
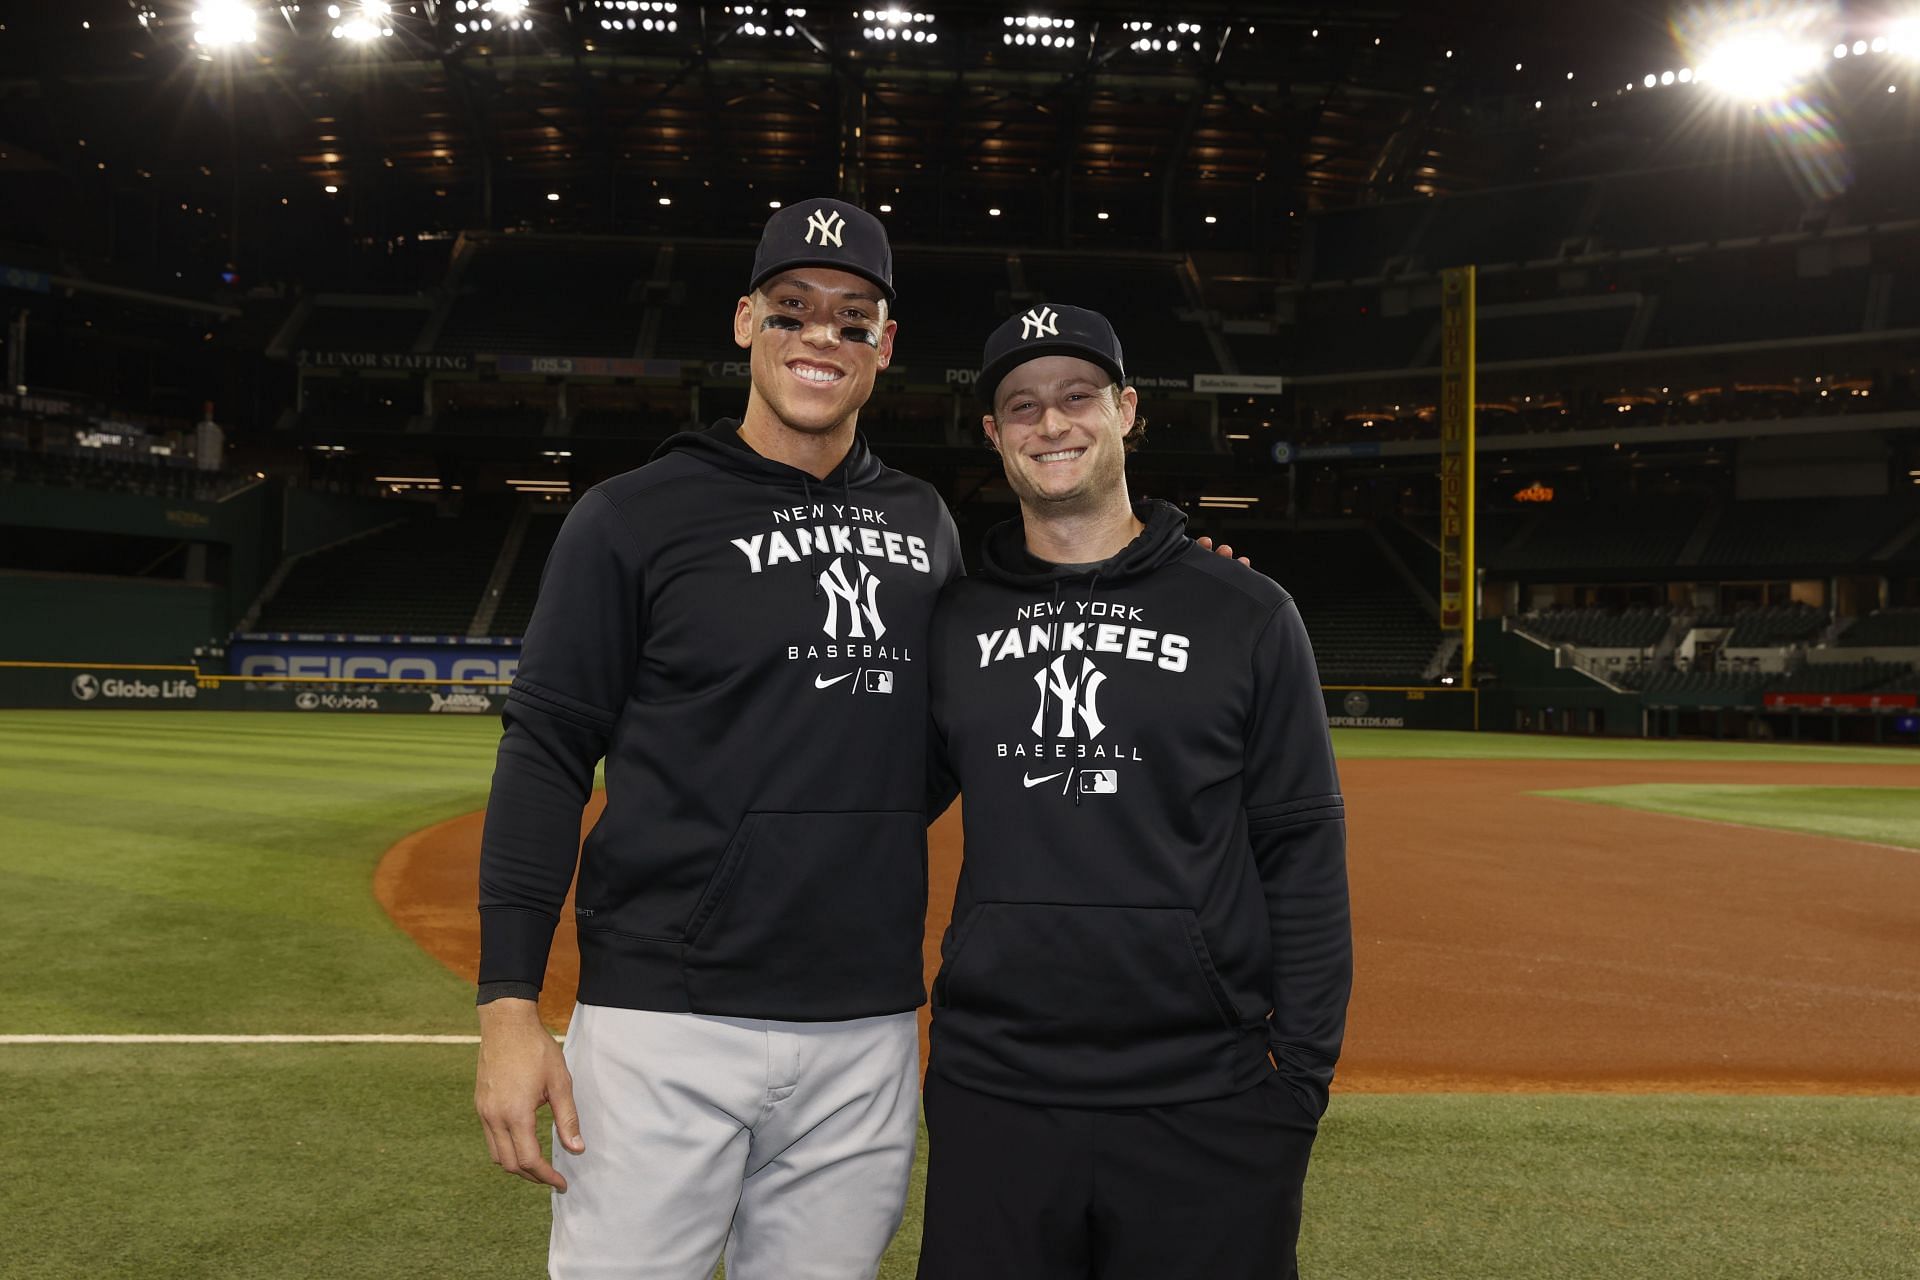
[477, 419, 962, 1019]
[926, 499, 1351, 1112]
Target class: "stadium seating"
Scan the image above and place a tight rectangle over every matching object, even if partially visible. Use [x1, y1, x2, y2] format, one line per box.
[1476, 307, 1631, 362]
[1305, 202, 1431, 281]
[1622, 668, 1768, 699]
[1018, 256, 1216, 377]
[254, 506, 510, 634]
[1378, 518, 1440, 590]
[488, 509, 565, 638]
[1698, 499, 1916, 569]
[1417, 184, 1595, 270]
[437, 239, 653, 357]
[1838, 608, 1920, 647]
[1278, 306, 1431, 374]
[1724, 603, 1828, 648]
[891, 249, 1014, 372]
[435, 405, 549, 437]
[1488, 505, 1698, 573]
[1647, 261, 1866, 348]
[1772, 659, 1917, 693]
[294, 304, 428, 353]
[1588, 165, 1807, 250]
[1237, 528, 1442, 685]
[1520, 606, 1672, 648]
[0, 443, 242, 503]
[650, 244, 747, 360]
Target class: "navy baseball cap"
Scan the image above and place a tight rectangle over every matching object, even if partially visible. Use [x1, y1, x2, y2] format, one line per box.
[749, 198, 895, 304]
[977, 303, 1126, 409]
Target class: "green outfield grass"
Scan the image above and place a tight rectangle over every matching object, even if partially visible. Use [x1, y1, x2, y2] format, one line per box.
[2, 709, 1917, 1278]
[0, 711, 500, 1034]
[1539, 784, 1920, 851]
[2, 1047, 1915, 1279]
[1330, 727, 1918, 763]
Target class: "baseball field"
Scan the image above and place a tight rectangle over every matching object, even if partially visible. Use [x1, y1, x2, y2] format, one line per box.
[3, 709, 1917, 1278]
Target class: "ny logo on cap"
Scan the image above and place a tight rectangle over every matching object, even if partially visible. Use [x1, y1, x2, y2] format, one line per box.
[805, 208, 846, 248]
[1021, 306, 1059, 340]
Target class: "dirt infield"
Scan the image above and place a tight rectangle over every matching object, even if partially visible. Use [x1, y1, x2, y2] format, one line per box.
[377, 757, 1920, 1093]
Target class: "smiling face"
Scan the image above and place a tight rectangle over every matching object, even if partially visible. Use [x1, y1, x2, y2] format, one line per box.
[732, 267, 896, 436]
[984, 355, 1137, 514]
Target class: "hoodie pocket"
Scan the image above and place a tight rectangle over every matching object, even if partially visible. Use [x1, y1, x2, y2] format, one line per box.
[939, 903, 1240, 1040]
[684, 810, 927, 1018]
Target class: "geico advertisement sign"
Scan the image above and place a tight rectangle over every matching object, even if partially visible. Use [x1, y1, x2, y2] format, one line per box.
[238, 655, 521, 681]
[70, 673, 198, 702]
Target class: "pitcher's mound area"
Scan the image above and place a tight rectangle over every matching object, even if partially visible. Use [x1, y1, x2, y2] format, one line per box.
[378, 757, 1920, 1093]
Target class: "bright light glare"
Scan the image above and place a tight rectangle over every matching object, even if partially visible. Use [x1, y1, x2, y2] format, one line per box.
[191, 1, 259, 47]
[1889, 18, 1920, 57]
[489, 0, 530, 14]
[1693, 26, 1822, 104]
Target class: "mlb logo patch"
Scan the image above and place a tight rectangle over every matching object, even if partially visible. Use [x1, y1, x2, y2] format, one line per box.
[865, 670, 895, 694]
[1078, 769, 1117, 794]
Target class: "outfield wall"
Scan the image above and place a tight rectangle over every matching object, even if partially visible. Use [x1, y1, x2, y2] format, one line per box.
[0, 574, 229, 664]
[0, 663, 505, 714]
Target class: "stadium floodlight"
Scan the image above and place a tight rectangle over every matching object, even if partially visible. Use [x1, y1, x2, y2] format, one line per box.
[1889, 17, 1920, 57]
[1693, 27, 1822, 103]
[861, 7, 937, 42]
[191, 1, 259, 48]
[332, 2, 394, 40]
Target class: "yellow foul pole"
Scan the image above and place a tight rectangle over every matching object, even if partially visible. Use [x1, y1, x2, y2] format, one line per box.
[1439, 266, 1477, 689]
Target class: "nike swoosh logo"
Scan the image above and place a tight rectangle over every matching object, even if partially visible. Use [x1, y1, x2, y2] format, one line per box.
[814, 672, 855, 689]
[1023, 772, 1065, 788]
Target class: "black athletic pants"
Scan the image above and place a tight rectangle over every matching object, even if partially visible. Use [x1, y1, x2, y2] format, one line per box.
[915, 1069, 1321, 1280]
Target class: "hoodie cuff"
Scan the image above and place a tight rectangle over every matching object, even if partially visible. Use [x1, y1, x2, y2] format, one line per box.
[478, 906, 560, 989]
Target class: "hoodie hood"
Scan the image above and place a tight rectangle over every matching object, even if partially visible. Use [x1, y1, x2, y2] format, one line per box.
[977, 498, 1191, 587]
[650, 418, 885, 491]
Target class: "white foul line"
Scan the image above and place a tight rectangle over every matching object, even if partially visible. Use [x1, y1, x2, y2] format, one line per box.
[0, 1034, 483, 1045]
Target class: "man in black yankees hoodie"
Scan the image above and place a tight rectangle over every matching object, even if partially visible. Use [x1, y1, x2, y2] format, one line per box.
[472, 199, 964, 1280]
[918, 306, 1351, 1280]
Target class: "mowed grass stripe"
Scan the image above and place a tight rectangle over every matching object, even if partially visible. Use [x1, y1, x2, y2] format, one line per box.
[0, 711, 497, 1035]
[1331, 728, 1918, 763]
[2, 1047, 1916, 1280]
[1539, 784, 1920, 852]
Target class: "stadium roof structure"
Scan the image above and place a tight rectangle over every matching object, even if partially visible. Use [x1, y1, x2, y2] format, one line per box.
[0, 0, 1712, 254]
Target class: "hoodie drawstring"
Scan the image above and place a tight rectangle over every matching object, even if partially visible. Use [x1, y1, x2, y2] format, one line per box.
[801, 474, 821, 597]
[1071, 572, 1101, 808]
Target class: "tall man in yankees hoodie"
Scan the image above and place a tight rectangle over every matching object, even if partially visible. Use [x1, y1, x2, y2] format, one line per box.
[472, 199, 965, 1279]
[917, 306, 1352, 1280]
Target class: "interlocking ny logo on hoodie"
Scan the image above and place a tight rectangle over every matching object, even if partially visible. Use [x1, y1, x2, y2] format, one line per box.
[973, 598, 1193, 770]
[730, 500, 934, 677]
